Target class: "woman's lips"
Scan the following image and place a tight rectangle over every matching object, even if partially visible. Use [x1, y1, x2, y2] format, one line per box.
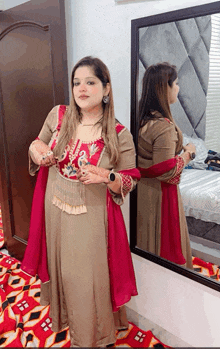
[79, 95, 89, 100]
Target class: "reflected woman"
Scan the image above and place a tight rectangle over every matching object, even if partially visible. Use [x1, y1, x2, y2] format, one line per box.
[137, 62, 195, 268]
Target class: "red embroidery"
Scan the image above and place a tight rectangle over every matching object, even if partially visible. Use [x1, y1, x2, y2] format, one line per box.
[57, 105, 67, 130]
[58, 139, 105, 179]
[167, 156, 184, 185]
[53, 106, 126, 180]
[164, 118, 172, 124]
[120, 173, 133, 197]
[115, 123, 125, 134]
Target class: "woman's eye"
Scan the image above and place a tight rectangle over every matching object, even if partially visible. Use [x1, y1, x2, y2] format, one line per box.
[73, 82, 79, 86]
[87, 81, 95, 85]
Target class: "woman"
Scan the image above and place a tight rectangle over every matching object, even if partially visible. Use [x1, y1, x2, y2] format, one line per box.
[137, 62, 195, 269]
[21, 56, 140, 347]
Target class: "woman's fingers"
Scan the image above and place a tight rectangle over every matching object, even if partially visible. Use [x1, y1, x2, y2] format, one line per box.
[77, 166, 90, 178]
[48, 154, 56, 165]
[78, 173, 89, 181]
[40, 153, 56, 167]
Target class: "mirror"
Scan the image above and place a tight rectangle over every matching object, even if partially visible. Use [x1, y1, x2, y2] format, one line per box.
[130, 1, 220, 292]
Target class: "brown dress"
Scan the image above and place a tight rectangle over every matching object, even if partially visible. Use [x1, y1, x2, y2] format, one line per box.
[29, 105, 137, 347]
[137, 114, 193, 269]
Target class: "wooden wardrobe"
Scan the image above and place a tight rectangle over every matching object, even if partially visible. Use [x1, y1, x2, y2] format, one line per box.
[0, 0, 69, 260]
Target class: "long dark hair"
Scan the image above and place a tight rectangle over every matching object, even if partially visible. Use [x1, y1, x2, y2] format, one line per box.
[53, 56, 119, 165]
[139, 62, 177, 128]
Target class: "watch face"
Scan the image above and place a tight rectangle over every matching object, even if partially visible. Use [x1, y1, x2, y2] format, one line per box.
[109, 172, 116, 182]
[191, 152, 196, 160]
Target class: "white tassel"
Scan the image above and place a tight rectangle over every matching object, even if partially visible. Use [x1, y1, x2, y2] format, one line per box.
[52, 169, 87, 215]
[52, 196, 87, 215]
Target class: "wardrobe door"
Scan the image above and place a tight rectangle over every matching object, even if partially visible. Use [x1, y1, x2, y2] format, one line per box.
[0, 0, 69, 261]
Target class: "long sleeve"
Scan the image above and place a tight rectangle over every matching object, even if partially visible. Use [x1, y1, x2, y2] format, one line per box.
[138, 118, 184, 183]
[109, 127, 137, 205]
[29, 106, 60, 176]
[37, 106, 60, 144]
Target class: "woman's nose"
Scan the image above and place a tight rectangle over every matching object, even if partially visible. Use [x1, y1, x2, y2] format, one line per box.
[79, 83, 87, 91]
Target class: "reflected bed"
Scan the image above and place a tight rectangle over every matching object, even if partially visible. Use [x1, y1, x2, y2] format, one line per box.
[179, 168, 220, 263]
[180, 169, 220, 225]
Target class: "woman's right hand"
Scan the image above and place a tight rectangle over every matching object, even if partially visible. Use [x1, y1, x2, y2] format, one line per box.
[29, 140, 56, 167]
[183, 143, 196, 154]
[180, 142, 196, 166]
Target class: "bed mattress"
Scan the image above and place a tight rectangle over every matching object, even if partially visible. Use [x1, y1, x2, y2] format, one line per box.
[179, 169, 220, 224]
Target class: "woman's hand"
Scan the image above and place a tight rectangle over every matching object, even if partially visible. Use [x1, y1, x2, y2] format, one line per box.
[29, 140, 56, 167]
[76, 165, 109, 185]
[181, 142, 196, 166]
[183, 143, 196, 154]
[77, 164, 121, 194]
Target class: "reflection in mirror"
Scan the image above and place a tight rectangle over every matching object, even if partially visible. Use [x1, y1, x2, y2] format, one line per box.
[137, 62, 194, 270]
[131, 3, 220, 289]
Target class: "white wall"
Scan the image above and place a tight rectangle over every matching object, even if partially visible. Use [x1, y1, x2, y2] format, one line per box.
[4, 0, 220, 346]
[2, 0, 28, 10]
[0, 0, 5, 10]
[64, 0, 220, 347]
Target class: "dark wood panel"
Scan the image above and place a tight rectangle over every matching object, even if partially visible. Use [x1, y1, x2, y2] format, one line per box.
[0, 0, 69, 261]
[0, 0, 69, 104]
[1, 24, 54, 242]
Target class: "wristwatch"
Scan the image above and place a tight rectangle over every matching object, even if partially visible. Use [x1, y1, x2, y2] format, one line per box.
[108, 170, 116, 182]
[188, 151, 196, 160]
[185, 144, 196, 160]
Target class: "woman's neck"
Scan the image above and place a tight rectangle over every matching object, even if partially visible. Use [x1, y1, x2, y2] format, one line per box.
[80, 107, 103, 124]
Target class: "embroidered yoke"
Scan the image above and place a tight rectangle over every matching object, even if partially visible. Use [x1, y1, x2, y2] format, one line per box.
[48, 106, 134, 215]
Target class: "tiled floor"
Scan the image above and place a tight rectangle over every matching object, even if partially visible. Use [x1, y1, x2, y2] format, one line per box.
[125, 306, 192, 348]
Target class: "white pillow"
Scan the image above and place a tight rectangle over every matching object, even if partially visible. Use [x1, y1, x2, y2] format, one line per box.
[182, 134, 208, 169]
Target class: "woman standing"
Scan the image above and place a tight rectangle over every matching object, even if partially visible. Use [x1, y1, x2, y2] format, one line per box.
[137, 62, 195, 269]
[21, 56, 140, 347]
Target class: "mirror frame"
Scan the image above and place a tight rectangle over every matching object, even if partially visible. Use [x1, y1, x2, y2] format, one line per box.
[130, 1, 220, 292]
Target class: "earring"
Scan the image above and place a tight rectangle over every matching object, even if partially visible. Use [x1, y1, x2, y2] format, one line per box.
[103, 95, 109, 104]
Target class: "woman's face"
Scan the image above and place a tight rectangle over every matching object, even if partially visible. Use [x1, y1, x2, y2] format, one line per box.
[73, 66, 110, 114]
[167, 78, 179, 105]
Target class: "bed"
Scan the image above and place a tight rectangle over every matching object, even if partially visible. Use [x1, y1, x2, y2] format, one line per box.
[180, 169, 220, 227]
[179, 135, 220, 264]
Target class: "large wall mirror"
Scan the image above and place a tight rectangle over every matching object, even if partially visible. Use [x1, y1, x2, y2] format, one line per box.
[130, 1, 220, 292]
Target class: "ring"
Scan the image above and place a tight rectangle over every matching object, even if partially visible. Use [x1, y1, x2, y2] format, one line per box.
[82, 170, 88, 176]
[47, 151, 53, 156]
[42, 156, 46, 160]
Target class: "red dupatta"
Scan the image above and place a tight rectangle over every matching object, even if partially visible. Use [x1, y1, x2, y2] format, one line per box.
[21, 166, 49, 283]
[107, 168, 140, 311]
[21, 161, 140, 312]
[138, 157, 186, 265]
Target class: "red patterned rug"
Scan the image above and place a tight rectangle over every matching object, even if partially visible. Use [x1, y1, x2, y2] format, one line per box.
[0, 252, 171, 348]
[192, 256, 220, 281]
[0, 207, 170, 348]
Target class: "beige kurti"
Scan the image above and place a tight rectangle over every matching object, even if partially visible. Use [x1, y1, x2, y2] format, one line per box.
[137, 116, 193, 269]
[29, 106, 137, 347]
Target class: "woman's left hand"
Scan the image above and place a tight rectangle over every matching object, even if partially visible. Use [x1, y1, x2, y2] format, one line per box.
[76, 165, 109, 185]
